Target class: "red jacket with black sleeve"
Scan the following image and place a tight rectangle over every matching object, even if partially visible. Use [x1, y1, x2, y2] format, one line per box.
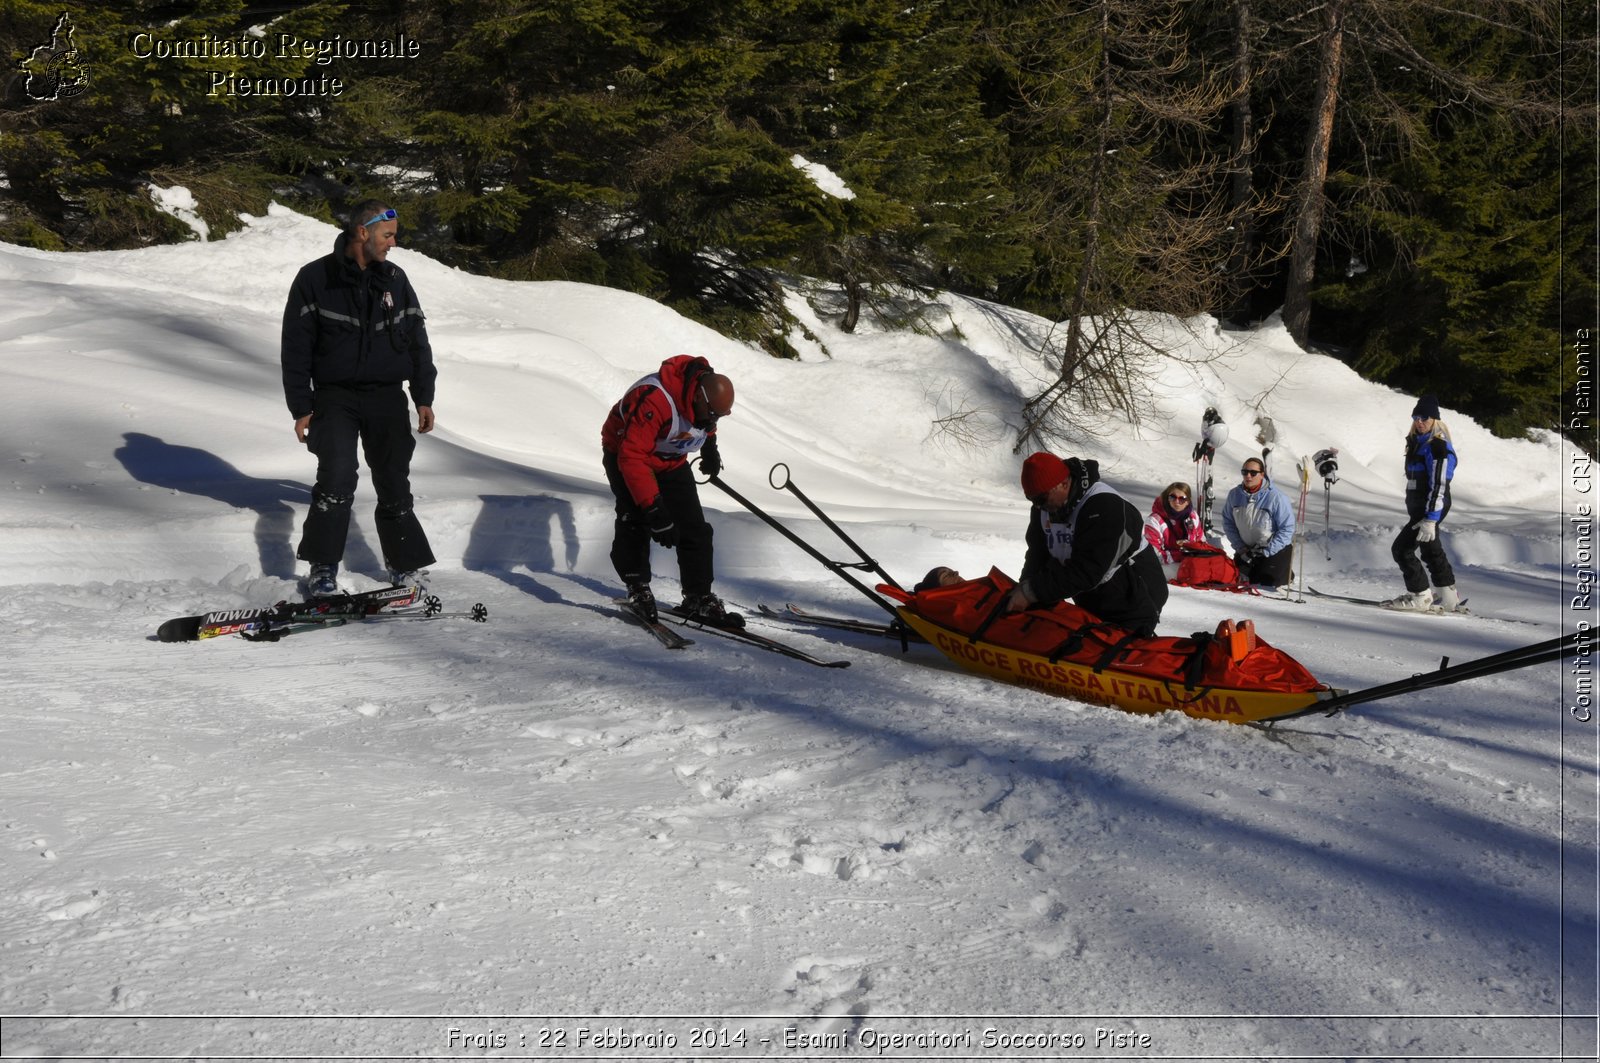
[601, 355, 718, 509]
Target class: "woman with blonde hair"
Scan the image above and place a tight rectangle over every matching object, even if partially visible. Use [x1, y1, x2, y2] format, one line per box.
[1385, 394, 1461, 611]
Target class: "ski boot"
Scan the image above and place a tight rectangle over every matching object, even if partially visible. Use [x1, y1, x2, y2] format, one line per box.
[389, 568, 430, 594]
[680, 592, 745, 629]
[1381, 588, 1434, 612]
[625, 582, 658, 623]
[305, 563, 340, 598]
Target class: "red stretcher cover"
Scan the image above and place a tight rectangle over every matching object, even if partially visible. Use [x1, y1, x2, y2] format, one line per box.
[884, 567, 1323, 694]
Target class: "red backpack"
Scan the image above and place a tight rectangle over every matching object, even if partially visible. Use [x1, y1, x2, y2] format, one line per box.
[1172, 541, 1245, 590]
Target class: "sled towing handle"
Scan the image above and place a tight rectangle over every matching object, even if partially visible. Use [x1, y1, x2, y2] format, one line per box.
[767, 463, 905, 591]
[1274, 631, 1580, 722]
[703, 464, 904, 625]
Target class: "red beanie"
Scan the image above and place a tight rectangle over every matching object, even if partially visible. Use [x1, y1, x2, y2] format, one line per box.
[1021, 452, 1069, 498]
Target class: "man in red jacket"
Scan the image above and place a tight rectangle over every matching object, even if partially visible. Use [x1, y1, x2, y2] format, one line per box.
[601, 355, 740, 626]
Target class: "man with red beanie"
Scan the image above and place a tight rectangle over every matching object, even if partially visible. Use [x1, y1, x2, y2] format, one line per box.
[602, 354, 740, 627]
[1005, 453, 1168, 637]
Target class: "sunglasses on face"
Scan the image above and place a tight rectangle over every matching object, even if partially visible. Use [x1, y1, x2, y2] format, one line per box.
[363, 208, 398, 227]
[1241, 468, 1263, 477]
[1167, 493, 1189, 502]
[696, 385, 729, 422]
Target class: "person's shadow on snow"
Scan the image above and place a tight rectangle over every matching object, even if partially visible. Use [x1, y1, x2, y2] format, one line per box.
[462, 494, 584, 604]
[113, 432, 381, 579]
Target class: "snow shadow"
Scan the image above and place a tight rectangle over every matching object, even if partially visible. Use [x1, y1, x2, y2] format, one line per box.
[461, 494, 582, 605]
[113, 432, 381, 578]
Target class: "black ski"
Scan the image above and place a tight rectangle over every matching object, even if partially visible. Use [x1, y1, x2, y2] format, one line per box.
[757, 603, 924, 643]
[156, 585, 467, 642]
[614, 598, 693, 649]
[663, 609, 850, 668]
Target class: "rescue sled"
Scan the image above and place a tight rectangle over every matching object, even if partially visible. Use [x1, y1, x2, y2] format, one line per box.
[708, 461, 1574, 727]
[880, 568, 1342, 725]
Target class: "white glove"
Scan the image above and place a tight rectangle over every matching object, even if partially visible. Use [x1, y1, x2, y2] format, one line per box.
[1414, 519, 1437, 544]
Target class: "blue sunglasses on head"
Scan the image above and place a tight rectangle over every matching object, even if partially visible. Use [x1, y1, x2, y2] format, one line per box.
[362, 208, 397, 227]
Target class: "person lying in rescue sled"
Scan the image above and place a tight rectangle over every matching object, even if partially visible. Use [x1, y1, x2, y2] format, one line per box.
[999, 453, 1169, 638]
[602, 354, 740, 627]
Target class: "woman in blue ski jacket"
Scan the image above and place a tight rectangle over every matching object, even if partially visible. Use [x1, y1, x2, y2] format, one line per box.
[1220, 457, 1296, 587]
[1386, 394, 1460, 612]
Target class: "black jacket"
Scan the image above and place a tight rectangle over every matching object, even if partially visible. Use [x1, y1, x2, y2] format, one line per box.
[281, 231, 437, 419]
[1020, 476, 1166, 635]
[1021, 485, 1148, 604]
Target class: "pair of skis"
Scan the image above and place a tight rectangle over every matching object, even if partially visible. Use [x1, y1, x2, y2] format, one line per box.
[612, 598, 852, 669]
[157, 584, 487, 643]
[757, 603, 923, 643]
[1192, 407, 1227, 536]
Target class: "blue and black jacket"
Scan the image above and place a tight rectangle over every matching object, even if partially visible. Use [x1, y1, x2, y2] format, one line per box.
[1404, 430, 1457, 522]
[281, 231, 436, 419]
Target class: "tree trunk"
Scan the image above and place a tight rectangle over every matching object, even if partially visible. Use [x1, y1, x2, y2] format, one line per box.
[1283, 0, 1345, 348]
[1225, 0, 1257, 323]
[1018, 2, 1112, 447]
[1059, 1, 1115, 385]
[841, 276, 861, 333]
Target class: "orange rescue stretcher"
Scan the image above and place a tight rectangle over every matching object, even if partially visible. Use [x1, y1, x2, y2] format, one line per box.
[880, 568, 1344, 725]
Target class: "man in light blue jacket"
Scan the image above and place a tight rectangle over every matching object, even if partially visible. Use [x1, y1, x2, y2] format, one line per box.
[1221, 457, 1296, 586]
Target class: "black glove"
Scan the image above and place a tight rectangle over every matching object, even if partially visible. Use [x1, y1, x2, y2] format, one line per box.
[699, 438, 722, 478]
[645, 501, 679, 547]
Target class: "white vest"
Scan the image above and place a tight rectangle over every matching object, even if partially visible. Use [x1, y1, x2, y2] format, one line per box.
[1037, 481, 1146, 587]
[629, 373, 710, 459]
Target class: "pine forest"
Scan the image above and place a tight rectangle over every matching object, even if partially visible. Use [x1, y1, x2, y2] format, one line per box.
[1, 0, 1594, 443]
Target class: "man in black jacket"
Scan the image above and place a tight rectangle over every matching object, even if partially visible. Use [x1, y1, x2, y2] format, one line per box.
[1003, 453, 1168, 637]
[281, 200, 438, 596]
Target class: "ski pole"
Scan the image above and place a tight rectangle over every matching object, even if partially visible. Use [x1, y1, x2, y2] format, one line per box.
[1290, 455, 1311, 604]
[1324, 485, 1333, 562]
[703, 469, 903, 623]
[767, 463, 905, 590]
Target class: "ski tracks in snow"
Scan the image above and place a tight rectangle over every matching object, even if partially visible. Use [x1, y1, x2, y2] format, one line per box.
[0, 569, 1581, 1037]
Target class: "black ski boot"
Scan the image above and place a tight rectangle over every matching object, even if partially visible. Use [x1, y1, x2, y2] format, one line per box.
[679, 592, 744, 629]
[625, 583, 658, 622]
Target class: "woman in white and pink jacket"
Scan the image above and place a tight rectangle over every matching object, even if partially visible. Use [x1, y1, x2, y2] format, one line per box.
[1143, 481, 1204, 579]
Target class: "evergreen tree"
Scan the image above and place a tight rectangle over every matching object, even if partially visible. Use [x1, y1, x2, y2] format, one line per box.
[1296, 0, 1585, 437]
[970, 0, 1242, 447]
[0, 1, 344, 248]
[752, 0, 1026, 332]
[1324, 109, 1566, 435]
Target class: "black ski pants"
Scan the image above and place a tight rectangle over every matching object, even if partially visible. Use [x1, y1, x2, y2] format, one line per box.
[1242, 544, 1294, 588]
[604, 454, 714, 596]
[1076, 549, 1169, 638]
[1392, 497, 1455, 592]
[297, 383, 435, 572]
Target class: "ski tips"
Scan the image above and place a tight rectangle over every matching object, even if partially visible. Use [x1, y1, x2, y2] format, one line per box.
[155, 615, 202, 642]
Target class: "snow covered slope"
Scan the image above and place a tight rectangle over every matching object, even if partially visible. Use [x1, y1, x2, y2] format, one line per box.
[1, 206, 1592, 1060]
